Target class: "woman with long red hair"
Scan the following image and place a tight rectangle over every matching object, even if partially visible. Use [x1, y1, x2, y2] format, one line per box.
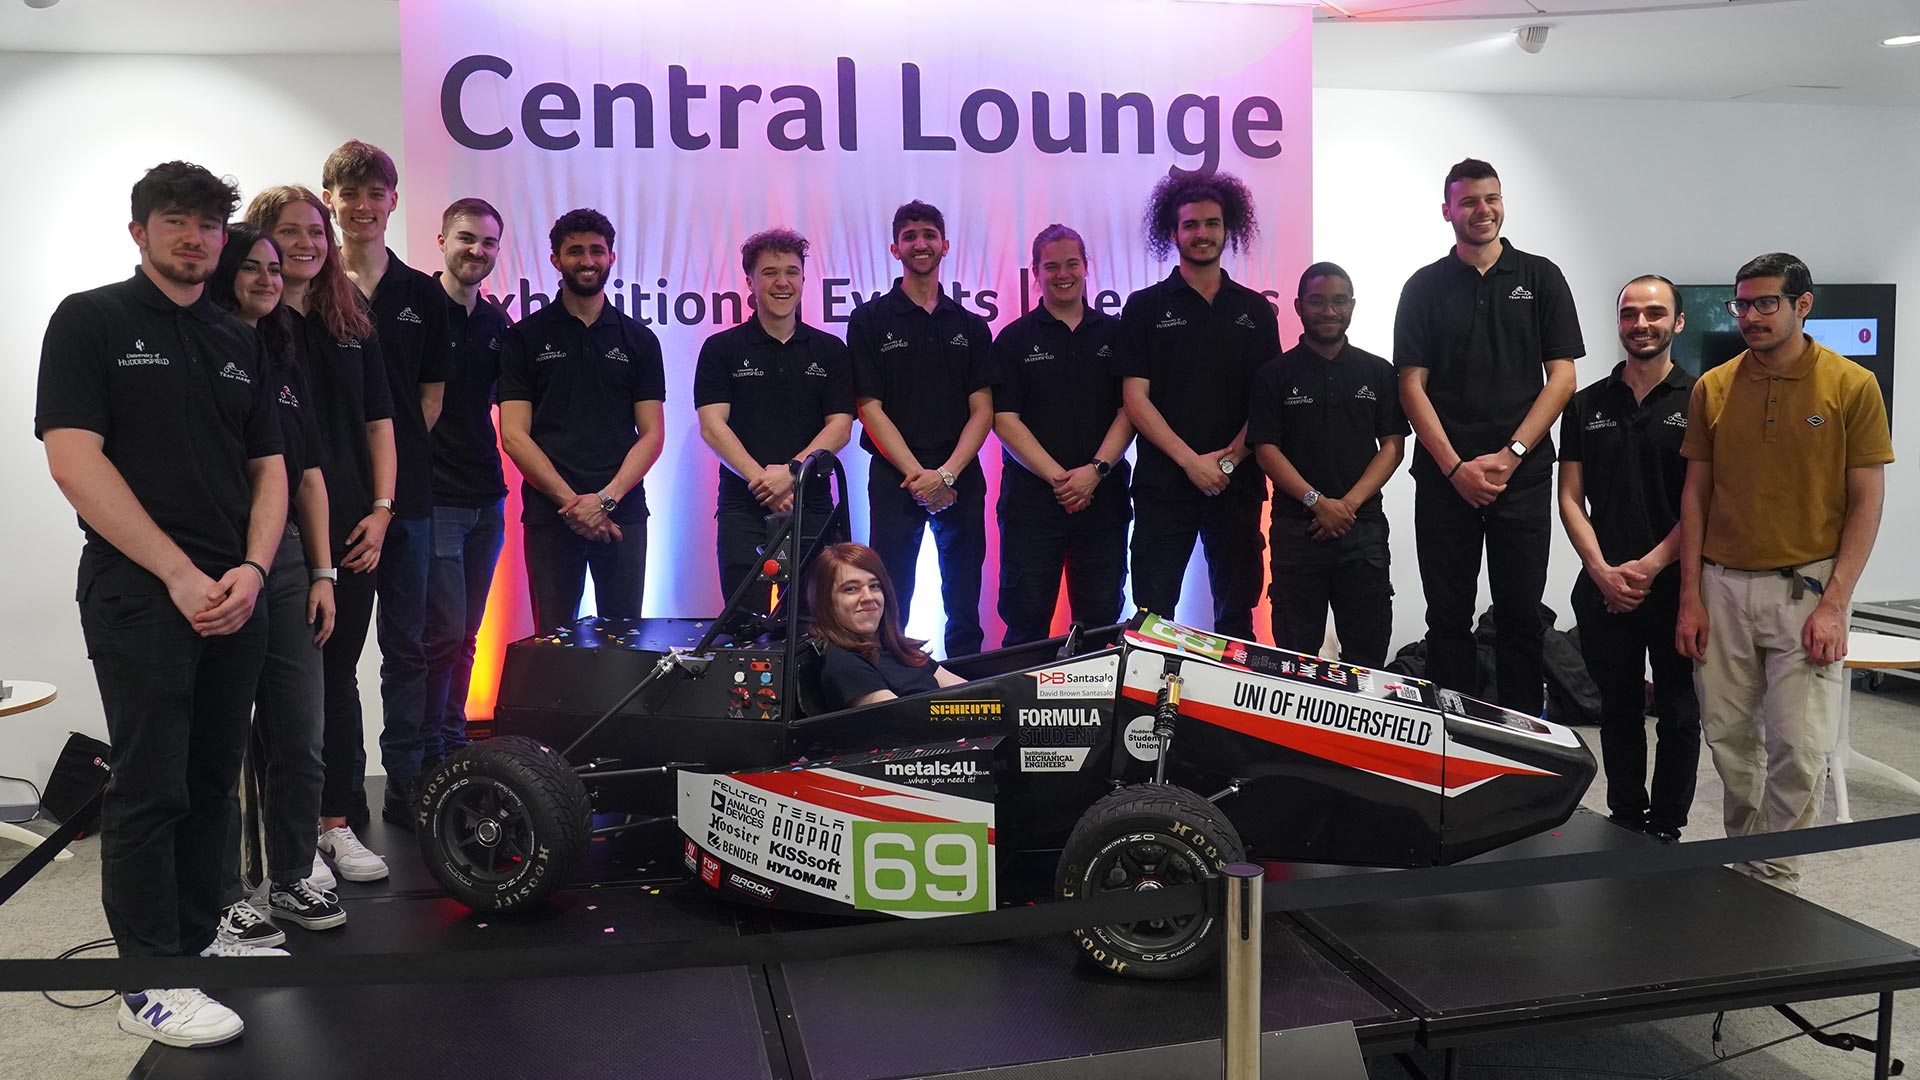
[806, 543, 964, 710]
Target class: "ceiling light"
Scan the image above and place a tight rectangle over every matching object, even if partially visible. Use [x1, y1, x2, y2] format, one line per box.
[23, 0, 62, 8]
[1881, 34, 1920, 48]
[1513, 25, 1550, 54]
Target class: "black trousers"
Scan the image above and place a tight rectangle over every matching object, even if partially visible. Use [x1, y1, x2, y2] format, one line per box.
[866, 459, 986, 658]
[716, 480, 834, 606]
[523, 512, 649, 633]
[1129, 489, 1266, 641]
[1572, 572, 1701, 834]
[250, 530, 327, 887]
[1413, 470, 1552, 714]
[1268, 515, 1394, 668]
[79, 571, 268, 958]
[996, 486, 1129, 648]
[320, 564, 377, 818]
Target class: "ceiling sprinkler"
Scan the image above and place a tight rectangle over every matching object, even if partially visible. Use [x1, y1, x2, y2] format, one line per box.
[1513, 25, 1550, 54]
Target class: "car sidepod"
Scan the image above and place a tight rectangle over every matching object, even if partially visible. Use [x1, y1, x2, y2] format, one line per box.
[1432, 690, 1597, 863]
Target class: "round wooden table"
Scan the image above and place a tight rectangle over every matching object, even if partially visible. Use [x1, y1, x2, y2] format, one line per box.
[1831, 633, 1920, 823]
[0, 681, 72, 861]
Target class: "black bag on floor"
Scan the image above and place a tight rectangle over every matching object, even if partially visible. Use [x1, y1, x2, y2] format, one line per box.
[40, 732, 110, 838]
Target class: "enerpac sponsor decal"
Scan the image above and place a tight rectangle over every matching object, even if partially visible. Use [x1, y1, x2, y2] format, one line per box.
[928, 699, 1002, 719]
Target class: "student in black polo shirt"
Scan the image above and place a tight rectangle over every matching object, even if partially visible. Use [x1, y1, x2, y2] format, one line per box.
[848, 200, 997, 658]
[992, 224, 1134, 646]
[1247, 263, 1407, 667]
[423, 197, 512, 769]
[1557, 275, 1700, 841]
[323, 140, 453, 825]
[500, 207, 666, 633]
[1118, 172, 1279, 640]
[37, 162, 288, 1048]
[1395, 158, 1582, 715]
[246, 184, 396, 883]
[695, 227, 853, 604]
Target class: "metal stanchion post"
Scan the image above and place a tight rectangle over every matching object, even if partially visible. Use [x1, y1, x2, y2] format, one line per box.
[1223, 862, 1263, 1080]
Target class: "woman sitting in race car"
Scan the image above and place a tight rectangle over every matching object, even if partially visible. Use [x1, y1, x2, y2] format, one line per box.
[807, 543, 965, 710]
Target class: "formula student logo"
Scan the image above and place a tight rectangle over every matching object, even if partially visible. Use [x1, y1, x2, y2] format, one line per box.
[396, 306, 424, 325]
[217, 362, 251, 385]
[119, 339, 169, 367]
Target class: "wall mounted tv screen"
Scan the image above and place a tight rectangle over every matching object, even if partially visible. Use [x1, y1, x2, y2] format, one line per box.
[1671, 283, 1896, 429]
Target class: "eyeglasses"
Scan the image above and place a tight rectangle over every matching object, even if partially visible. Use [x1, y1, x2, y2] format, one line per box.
[1302, 297, 1355, 312]
[1724, 293, 1802, 317]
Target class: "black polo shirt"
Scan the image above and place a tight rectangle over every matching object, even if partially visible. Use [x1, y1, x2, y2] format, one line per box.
[1557, 362, 1695, 566]
[261, 320, 325, 497]
[498, 295, 666, 524]
[847, 283, 997, 466]
[369, 248, 454, 517]
[290, 308, 394, 555]
[819, 642, 940, 710]
[693, 316, 853, 502]
[991, 303, 1128, 513]
[431, 278, 510, 509]
[1246, 339, 1408, 521]
[1114, 266, 1280, 501]
[1392, 238, 1584, 482]
[35, 270, 284, 591]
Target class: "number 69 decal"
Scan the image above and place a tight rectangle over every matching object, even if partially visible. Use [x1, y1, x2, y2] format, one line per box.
[852, 821, 992, 913]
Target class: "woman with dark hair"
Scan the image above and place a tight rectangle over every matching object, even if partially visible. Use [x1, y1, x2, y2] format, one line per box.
[807, 543, 964, 710]
[206, 222, 346, 940]
[245, 186, 396, 885]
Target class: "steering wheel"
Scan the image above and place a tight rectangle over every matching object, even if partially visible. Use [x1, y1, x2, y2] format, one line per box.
[1056, 622, 1085, 660]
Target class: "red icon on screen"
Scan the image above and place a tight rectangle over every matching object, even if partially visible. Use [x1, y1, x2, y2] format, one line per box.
[1860, 328, 1872, 344]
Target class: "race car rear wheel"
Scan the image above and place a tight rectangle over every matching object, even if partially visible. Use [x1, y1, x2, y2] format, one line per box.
[1055, 783, 1246, 980]
[417, 736, 592, 913]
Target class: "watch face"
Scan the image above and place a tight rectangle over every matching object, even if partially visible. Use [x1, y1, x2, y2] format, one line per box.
[1219, 458, 1235, 475]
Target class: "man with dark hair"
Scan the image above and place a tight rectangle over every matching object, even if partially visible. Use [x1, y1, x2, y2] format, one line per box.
[992, 225, 1134, 646]
[1395, 157, 1581, 714]
[37, 161, 289, 1048]
[849, 200, 997, 657]
[1677, 253, 1891, 889]
[1118, 171, 1277, 639]
[321, 139, 454, 827]
[1247, 262, 1406, 666]
[499, 208, 666, 634]
[1558, 275, 1700, 842]
[422, 198, 510, 769]
[695, 228, 853, 603]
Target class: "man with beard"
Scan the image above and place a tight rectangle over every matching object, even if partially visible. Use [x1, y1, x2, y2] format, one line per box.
[1246, 263, 1406, 666]
[991, 224, 1133, 646]
[1677, 253, 1891, 890]
[1117, 172, 1278, 640]
[1557, 275, 1700, 842]
[499, 208, 666, 632]
[1395, 158, 1582, 714]
[37, 161, 290, 1049]
[848, 200, 997, 658]
[695, 227, 852, 605]
[419, 198, 510, 778]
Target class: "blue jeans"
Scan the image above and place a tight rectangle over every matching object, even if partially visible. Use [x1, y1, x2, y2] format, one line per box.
[422, 500, 505, 764]
[376, 514, 433, 782]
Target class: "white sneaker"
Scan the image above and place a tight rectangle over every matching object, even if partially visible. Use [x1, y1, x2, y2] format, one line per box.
[308, 849, 338, 891]
[317, 825, 388, 882]
[198, 938, 290, 958]
[215, 899, 286, 949]
[118, 988, 244, 1048]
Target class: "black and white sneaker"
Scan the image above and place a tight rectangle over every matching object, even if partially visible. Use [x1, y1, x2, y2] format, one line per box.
[268, 879, 348, 931]
[216, 899, 286, 948]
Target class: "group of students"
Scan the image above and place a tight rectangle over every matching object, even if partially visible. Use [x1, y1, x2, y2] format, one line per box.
[33, 144, 1891, 1051]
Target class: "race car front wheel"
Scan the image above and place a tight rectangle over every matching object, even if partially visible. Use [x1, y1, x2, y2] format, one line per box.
[417, 736, 592, 913]
[1055, 783, 1246, 980]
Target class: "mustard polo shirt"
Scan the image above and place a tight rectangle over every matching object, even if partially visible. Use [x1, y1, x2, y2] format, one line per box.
[1679, 336, 1893, 570]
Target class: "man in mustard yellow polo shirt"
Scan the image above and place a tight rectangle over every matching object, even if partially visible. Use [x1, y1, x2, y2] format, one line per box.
[1675, 252, 1892, 891]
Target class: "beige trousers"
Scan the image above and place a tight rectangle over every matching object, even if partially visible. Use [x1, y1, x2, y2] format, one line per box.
[1695, 558, 1841, 891]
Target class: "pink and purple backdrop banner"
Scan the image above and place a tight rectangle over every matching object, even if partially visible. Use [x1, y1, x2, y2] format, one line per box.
[397, 0, 1313, 718]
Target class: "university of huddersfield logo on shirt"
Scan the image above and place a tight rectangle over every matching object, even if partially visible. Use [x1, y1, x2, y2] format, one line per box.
[1586, 408, 1617, 432]
[396, 306, 423, 325]
[1508, 285, 1535, 301]
[1155, 310, 1187, 329]
[1284, 385, 1313, 406]
[1025, 344, 1054, 364]
[119, 338, 168, 367]
[217, 361, 251, 385]
[535, 343, 566, 363]
[1234, 313, 1259, 329]
[733, 355, 766, 378]
[879, 331, 910, 354]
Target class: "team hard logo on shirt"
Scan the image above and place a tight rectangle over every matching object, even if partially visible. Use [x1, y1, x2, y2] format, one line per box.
[487, 337, 501, 352]
[1096, 344, 1114, 358]
[949, 333, 970, 347]
[1664, 412, 1687, 428]
[279, 385, 300, 408]
[119, 338, 169, 367]
[804, 361, 830, 378]
[1355, 385, 1378, 402]
[1508, 286, 1534, 301]
[880, 332, 909, 354]
[1155, 311, 1187, 329]
[396, 306, 423, 325]
[217, 362, 251, 385]
[336, 339, 362, 350]
[1234, 313, 1258, 329]
[605, 347, 630, 363]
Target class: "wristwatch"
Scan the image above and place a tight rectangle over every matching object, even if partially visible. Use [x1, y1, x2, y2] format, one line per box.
[1092, 458, 1112, 478]
[787, 458, 805, 474]
[937, 467, 957, 488]
[597, 491, 619, 515]
[310, 567, 339, 584]
[1219, 456, 1237, 476]
[1302, 490, 1321, 509]
[1506, 439, 1528, 461]
[372, 498, 394, 514]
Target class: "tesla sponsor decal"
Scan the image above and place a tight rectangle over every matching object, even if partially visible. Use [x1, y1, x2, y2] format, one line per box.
[1122, 715, 1160, 761]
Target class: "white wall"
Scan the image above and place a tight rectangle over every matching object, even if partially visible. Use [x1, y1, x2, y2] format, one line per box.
[4, 54, 1917, 789]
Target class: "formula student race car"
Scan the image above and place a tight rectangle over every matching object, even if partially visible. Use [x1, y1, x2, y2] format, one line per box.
[414, 452, 1595, 978]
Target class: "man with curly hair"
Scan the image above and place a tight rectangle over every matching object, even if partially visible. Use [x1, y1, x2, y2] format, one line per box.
[1115, 172, 1279, 639]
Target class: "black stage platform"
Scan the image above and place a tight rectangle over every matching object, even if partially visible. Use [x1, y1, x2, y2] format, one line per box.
[130, 793, 1920, 1080]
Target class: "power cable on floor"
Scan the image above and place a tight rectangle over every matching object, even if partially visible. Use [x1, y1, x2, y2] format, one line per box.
[40, 938, 116, 1010]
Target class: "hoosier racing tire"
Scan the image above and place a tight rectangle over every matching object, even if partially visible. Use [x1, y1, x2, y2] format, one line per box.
[417, 737, 592, 913]
[1056, 783, 1246, 980]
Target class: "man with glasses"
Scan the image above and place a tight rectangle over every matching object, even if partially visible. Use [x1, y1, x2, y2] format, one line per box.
[1675, 253, 1890, 891]
[1246, 263, 1406, 666]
